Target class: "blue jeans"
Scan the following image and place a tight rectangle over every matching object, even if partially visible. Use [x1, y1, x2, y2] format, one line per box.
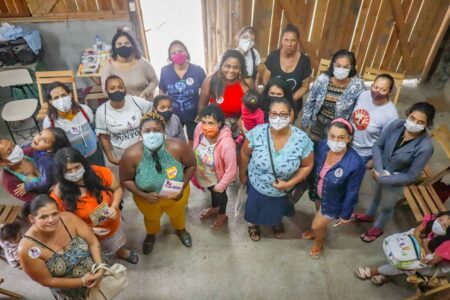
[365, 179, 403, 229]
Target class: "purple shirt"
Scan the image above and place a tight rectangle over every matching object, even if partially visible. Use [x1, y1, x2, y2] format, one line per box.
[159, 63, 206, 123]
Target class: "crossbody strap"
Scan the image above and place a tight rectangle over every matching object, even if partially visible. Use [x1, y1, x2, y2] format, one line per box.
[266, 126, 278, 182]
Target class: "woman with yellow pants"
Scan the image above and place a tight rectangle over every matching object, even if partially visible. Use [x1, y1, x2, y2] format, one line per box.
[120, 112, 196, 254]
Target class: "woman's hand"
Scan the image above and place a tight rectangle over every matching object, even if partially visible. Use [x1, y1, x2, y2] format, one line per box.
[365, 160, 373, 170]
[84, 270, 104, 288]
[108, 156, 120, 166]
[212, 185, 225, 193]
[104, 206, 117, 220]
[143, 192, 159, 203]
[272, 179, 292, 191]
[14, 183, 27, 197]
[170, 189, 184, 201]
[92, 227, 110, 236]
[239, 173, 248, 186]
[371, 170, 380, 181]
[140, 91, 153, 99]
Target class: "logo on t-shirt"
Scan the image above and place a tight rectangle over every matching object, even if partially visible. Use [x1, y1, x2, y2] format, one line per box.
[186, 77, 194, 86]
[352, 109, 370, 130]
[216, 97, 224, 104]
[70, 126, 81, 135]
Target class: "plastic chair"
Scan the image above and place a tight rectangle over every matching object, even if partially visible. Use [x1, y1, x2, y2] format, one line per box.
[0, 69, 40, 143]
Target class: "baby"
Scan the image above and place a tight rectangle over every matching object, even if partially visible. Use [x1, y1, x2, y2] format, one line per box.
[0, 138, 39, 182]
[0, 222, 22, 268]
[236, 89, 265, 144]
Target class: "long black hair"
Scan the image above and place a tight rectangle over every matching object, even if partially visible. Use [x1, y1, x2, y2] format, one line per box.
[45, 128, 71, 153]
[46, 81, 81, 121]
[210, 49, 247, 99]
[327, 49, 358, 78]
[261, 77, 296, 119]
[22, 195, 57, 219]
[405, 102, 436, 128]
[111, 29, 141, 60]
[54, 147, 109, 212]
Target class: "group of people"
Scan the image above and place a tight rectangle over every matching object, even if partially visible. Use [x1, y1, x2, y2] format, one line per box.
[0, 24, 448, 299]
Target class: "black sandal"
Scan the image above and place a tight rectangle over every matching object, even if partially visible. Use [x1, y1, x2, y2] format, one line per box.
[176, 229, 192, 248]
[248, 225, 261, 241]
[272, 223, 284, 239]
[143, 234, 156, 255]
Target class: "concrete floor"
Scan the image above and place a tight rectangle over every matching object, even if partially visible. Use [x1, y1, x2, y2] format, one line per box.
[1, 83, 450, 300]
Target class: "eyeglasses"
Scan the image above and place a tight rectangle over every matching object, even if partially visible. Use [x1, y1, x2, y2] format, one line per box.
[268, 112, 290, 120]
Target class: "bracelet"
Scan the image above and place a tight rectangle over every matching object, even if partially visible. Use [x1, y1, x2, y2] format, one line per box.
[81, 276, 86, 287]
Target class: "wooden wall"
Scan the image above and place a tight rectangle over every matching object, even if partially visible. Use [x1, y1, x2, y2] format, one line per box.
[0, 0, 129, 20]
[202, 0, 450, 78]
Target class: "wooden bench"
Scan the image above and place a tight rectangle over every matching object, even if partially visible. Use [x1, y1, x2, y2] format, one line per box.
[403, 166, 450, 221]
[406, 274, 450, 300]
[0, 278, 23, 299]
[430, 124, 450, 160]
[0, 204, 21, 224]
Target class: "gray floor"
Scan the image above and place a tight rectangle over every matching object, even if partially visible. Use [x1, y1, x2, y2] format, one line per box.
[1, 83, 450, 300]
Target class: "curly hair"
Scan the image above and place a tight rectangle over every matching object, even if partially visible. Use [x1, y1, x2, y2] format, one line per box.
[140, 111, 166, 130]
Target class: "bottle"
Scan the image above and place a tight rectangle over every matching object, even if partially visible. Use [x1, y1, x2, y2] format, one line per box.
[95, 35, 103, 51]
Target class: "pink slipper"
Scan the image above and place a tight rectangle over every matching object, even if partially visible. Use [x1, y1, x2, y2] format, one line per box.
[352, 213, 375, 223]
[360, 227, 384, 243]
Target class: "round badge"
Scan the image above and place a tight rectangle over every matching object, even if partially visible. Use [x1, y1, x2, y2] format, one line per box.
[70, 126, 81, 135]
[216, 97, 224, 104]
[28, 246, 41, 259]
[185, 77, 194, 86]
[334, 168, 344, 178]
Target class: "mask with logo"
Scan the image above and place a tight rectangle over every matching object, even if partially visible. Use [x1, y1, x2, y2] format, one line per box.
[269, 116, 290, 131]
[158, 111, 173, 123]
[171, 52, 188, 65]
[142, 132, 164, 151]
[404, 119, 425, 133]
[201, 124, 220, 138]
[6, 145, 24, 165]
[432, 219, 447, 235]
[327, 140, 347, 153]
[51, 95, 72, 113]
[64, 166, 85, 182]
[108, 91, 126, 102]
[116, 46, 133, 58]
[333, 67, 350, 80]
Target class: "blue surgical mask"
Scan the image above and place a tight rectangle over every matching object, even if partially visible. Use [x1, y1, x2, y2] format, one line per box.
[142, 132, 164, 151]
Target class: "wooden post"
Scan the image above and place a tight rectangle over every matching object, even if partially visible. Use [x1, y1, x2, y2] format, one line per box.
[388, 0, 412, 73]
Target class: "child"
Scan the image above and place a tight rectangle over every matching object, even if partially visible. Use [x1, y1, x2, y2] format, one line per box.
[0, 138, 39, 183]
[236, 90, 265, 144]
[153, 95, 186, 142]
[0, 222, 22, 268]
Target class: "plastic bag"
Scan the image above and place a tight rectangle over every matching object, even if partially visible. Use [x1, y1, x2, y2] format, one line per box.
[234, 185, 247, 217]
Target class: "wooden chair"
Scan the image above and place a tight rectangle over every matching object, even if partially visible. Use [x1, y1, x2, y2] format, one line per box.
[316, 58, 331, 76]
[406, 274, 450, 300]
[403, 166, 450, 222]
[35, 70, 79, 120]
[0, 278, 23, 299]
[362, 67, 405, 105]
[430, 124, 450, 160]
[0, 204, 21, 224]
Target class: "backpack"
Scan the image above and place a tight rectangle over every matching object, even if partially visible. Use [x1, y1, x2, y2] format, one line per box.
[383, 230, 428, 270]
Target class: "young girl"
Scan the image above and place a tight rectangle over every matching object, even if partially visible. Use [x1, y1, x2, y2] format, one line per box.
[0, 222, 22, 268]
[153, 95, 186, 142]
[236, 90, 265, 144]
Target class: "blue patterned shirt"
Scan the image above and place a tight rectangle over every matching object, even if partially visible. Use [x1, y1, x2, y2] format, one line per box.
[247, 124, 313, 197]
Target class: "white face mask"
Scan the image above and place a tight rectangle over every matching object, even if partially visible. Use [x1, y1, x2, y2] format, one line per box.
[64, 166, 85, 182]
[7, 145, 24, 164]
[333, 67, 350, 80]
[269, 116, 290, 131]
[51, 95, 72, 113]
[404, 119, 425, 133]
[432, 219, 447, 235]
[327, 139, 347, 153]
[239, 38, 252, 52]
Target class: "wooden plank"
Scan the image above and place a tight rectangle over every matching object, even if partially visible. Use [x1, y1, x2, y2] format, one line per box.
[97, 0, 112, 10]
[63, 0, 78, 12]
[12, 0, 30, 15]
[421, 7, 450, 80]
[403, 187, 424, 221]
[230, 0, 242, 49]
[75, 0, 87, 11]
[253, 0, 273, 57]
[410, 185, 431, 216]
[401, 0, 413, 16]
[28, 0, 59, 15]
[269, 0, 283, 52]
[418, 186, 439, 214]
[426, 186, 447, 212]
[317, 0, 339, 61]
[241, 0, 253, 26]
[369, 2, 394, 69]
[86, 0, 98, 11]
[5, 206, 20, 223]
[0, 206, 13, 223]
[355, 0, 379, 74]
[350, 0, 371, 54]
[303, 0, 316, 42]
[324, 0, 353, 54]
[114, 0, 128, 10]
[341, 0, 362, 49]
[0, 1, 8, 13]
[380, 24, 398, 69]
[4, 10, 129, 21]
[310, 0, 329, 61]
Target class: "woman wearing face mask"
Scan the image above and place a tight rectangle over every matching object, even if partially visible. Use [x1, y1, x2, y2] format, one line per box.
[96, 75, 152, 177]
[120, 113, 196, 254]
[159, 40, 206, 146]
[351, 74, 399, 167]
[0, 129, 71, 200]
[356, 211, 450, 285]
[261, 77, 296, 122]
[42, 82, 104, 166]
[101, 29, 158, 100]
[302, 119, 365, 258]
[192, 104, 237, 230]
[19, 195, 104, 299]
[153, 95, 186, 142]
[356, 102, 435, 242]
[302, 49, 364, 143]
[240, 98, 314, 241]
[199, 50, 253, 140]
[50, 147, 138, 264]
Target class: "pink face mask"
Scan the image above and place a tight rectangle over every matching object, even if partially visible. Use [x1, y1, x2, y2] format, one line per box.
[171, 52, 188, 65]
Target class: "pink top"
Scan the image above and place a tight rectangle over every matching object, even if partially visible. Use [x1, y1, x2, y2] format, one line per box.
[317, 163, 333, 198]
[421, 214, 450, 260]
[241, 103, 265, 132]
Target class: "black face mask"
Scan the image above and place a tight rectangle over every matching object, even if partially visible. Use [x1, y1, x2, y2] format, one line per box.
[116, 46, 133, 58]
[158, 110, 173, 122]
[108, 91, 126, 102]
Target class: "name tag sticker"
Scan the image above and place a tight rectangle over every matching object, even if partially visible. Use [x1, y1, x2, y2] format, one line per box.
[334, 168, 343, 178]
[28, 246, 41, 259]
[166, 166, 178, 179]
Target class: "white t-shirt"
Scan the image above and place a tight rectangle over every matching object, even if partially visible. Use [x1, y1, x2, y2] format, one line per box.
[43, 104, 98, 157]
[95, 95, 152, 149]
[351, 90, 399, 157]
[215, 48, 261, 77]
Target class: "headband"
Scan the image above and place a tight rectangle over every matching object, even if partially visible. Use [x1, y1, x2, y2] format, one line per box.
[331, 118, 354, 134]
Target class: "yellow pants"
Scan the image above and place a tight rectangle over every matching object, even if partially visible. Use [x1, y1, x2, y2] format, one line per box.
[133, 185, 189, 234]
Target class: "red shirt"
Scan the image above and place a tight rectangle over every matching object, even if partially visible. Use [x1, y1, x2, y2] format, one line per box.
[209, 81, 244, 118]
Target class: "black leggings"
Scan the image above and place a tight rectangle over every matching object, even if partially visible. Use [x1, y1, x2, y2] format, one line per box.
[208, 187, 228, 215]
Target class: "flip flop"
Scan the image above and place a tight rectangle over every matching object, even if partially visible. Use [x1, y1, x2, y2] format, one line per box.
[371, 274, 387, 285]
[360, 227, 384, 243]
[211, 215, 228, 230]
[272, 224, 285, 239]
[248, 225, 261, 241]
[355, 267, 373, 280]
[309, 246, 323, 259]
[302, 230, 315, 240]
[143, 234, 156, 255]
[352, 213, 375, 223]
[120, 249, 139, 264]
[200, 208, 218, 220]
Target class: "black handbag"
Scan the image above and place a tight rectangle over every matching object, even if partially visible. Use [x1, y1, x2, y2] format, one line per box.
[266, 127, 307, 204]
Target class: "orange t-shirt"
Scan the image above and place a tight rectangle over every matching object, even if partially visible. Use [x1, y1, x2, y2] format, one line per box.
[50, 165, 120, 239]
